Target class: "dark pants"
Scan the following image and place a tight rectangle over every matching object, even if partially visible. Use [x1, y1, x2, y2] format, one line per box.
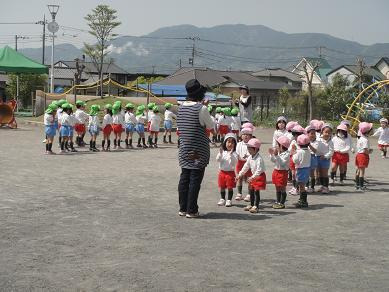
[178, 168, 205, 214]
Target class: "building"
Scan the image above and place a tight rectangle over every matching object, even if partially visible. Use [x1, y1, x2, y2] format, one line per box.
[326, 65, 385, 85]
[251, 68, 303, 89]
[292, 57, 332, 89]
[374, 58, 389, 79]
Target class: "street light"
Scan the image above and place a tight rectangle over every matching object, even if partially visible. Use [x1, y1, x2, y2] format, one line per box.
[47, 4, 59, 93]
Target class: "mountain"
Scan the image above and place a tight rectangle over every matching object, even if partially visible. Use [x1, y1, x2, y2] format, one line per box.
[19, 24, 389, 74]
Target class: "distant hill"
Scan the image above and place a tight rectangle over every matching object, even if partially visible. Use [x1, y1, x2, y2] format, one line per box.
[19, 24, 389, 74]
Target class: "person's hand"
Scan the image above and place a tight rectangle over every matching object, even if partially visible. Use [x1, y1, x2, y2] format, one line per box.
[243, 154, 248, 159]
[268, 148, 274, 155]
[188, 151, 200, 161]
[320, 155, 325, 160]
[219, 147, 223, 154]
[291, 144, 297, 151]
[235, 175, 241, 182]
[273, 148, 278, 155]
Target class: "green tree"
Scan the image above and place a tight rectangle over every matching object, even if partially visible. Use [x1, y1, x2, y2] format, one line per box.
[278, 87, 291, 113]
[6, 73, 47, 108]
[84, 5, 121, 98]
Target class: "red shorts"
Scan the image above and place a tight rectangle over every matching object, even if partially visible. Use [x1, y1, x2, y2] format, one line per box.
[355, 153, 369, 168]
[289, 156, 296, 171]
[58, 123, 62, 130]
[112, 124, 123, 134]
[147, 121, 151, 132]
[150, 131, 159, 134]
[236, 160, 252, 177]
[218, 170, 236, 189]
[219, 125, 230, 135]
[74, 124, 86, 134]
[249, 173, 267, 191]
[272, 169, 288, 187]
[332, 152, 349, 165]
[103, 125, 113, 135]
[378, 144, 388, 151]
[206, 128, 212, 137]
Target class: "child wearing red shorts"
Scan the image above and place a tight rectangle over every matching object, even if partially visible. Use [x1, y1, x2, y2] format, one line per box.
[216, 133, 238, 207]
[372, 118, 389, 159]
[331, 124, 351, 185]
[112, 102, 125, 149]
[237, 138, 266, 213]
[217, 108, 232, 143]
[355, 122, 373, 191]
[269, 136, 291, 209]
[288, 124, 305, 195]
[235, 127, 253, 202]
[74, 101, 89, 147]
[102, 104, 113, 151]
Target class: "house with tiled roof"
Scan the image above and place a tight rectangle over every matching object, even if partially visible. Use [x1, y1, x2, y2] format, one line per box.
[374, 58, 389, 79]
[326, 65, 385, 85]
[292, 57, 332, 89]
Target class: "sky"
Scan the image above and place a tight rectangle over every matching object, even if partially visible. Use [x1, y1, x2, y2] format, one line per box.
[1, 0, 389, 49]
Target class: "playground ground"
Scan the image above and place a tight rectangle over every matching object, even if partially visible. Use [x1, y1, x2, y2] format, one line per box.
[0, 121, 388, 291]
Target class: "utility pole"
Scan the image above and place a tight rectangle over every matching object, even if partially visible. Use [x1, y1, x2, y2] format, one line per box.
[179, 58, 182, 68]
[14, 35, 28, 112]
[356, 57, 366, 90]
[47, 5, 60, 93]
[318, 46, 323, 58]
[188, 36, 199, 67]
[36, 15, 47, 65]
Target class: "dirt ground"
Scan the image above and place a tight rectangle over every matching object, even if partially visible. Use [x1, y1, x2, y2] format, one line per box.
[0, 121, 388, 291]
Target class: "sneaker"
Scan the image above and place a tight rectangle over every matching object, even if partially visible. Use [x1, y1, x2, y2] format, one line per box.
[321, 187, 330, 194]
[339, 180, 344, 186]
[331, 178, 335, 186]
[249, 206, 258, 213]
[137, 144, 142, 148]
[235, 194, 243, 201]
[186, 212, 199, 218]
[289, 187, 298, 196]
[44, 150, 50, 155]
[273, 203, 285, 209]
[243, 194, 251, 202]
[243, 205, 253, 211]
[42, 139, 47, 143]
[178, 211, 186, 217]
[306, 187, 314, 193]
[71, 149, 78, 152]
[143, 145, 148, 149]
[317, 186, 324, 193]
[272, 202, 280, 209]
[217, 199, 226, 206]
[295, 200, 308, 208]
[48, 151, 56, 155]
[59, 150, 66, 154]
[225, 200, 232, 207]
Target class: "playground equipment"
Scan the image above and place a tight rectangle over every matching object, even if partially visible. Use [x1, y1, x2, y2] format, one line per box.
[0, 99, 17, 128]
[342, 80, 389, 136]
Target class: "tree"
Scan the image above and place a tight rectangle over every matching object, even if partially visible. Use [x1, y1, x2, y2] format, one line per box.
[278, 87, 291, 113]
[84, 5, 121, 98]
[6, 73, 47, 108]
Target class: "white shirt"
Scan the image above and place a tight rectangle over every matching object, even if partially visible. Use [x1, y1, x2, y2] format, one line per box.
[182, 101, 214, 130]
[164, 110, 176, 121]
[236, 141, 250, 161]
[270, 150, 290, 170]
[356, 135, 370, 154]
[68, 114, 80, 127]
[88, 115, 100, 128]
[373, 127, 389, 145]
[231, 116, 241, 131]
[75, 109, 89, 125]
[102, 114, 113, 128]
[44, 113, 54, 126]
[333, 135, 351, 153]
[215, 113, 221, 124]
[125, 112, 137, 125]
[239, 152, 266, 178]
[272, 129, 288, 148]
[57, 108, 63, 123]
[218, 115, 232, 126]
[136, 114, 146, 124]
[316, 138, 334, 159]
[292, 148, 311, 168]
[216, 151, 238, 171]
[60, 112, 70, 126]
[286, 132, 293, 141]
[288, 139, 298, 152]
[112, 113, 125, 126]
[149, 112, 161, 132]
[309, 139, 320, 155]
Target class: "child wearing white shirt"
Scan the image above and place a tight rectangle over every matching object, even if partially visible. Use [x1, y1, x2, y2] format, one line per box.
[135, 105, 148, 148]
[102, 104, 113, 151]
[230, 108, 241, 136]
[372, 118, 389, 158]
[149, 106, 162, 148]
[355, 122, 373, 191]
[216, 133, 238, 207]
[124, 103, 137, 149]
[112, 103, 125, 149]
[235, 128, 253, 202]
[272, 116, 288, 148]
[74, 101, 89, 147]
[315, 124, 334, 194]
[88, 105, 100, 152]
[331, 124, 351, 185]
[43, 105, 57, 154]
[163, 103, 176, 144]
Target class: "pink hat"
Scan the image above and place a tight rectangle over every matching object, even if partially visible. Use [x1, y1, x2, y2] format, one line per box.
[286, 121, 298, 131]
[297, 134, 310, 146]
[240, 127, 253, 135]
[242, 122, 255, 131]
[247, 138, 261, 149]
[309, 119, 319, 126]
[305, 125, 315, 133]
[292, 124, 305, 134]
[336, 124, 348, 132]
[276, 136, 291, 149]
[358, 122, 373, 135]
[341, 120, 351, 127]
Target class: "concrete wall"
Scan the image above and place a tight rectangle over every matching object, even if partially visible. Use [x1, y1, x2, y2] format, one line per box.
[327, 68, 356, 84]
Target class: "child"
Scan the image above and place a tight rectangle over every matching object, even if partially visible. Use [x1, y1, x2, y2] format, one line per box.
[59, 103, 72, 154]
[43, 104, 57, 154]
[206, 105, 217, 144]
[149, 105, 161, 148]
[215, 107, 223, 142]
[147, 103, 156, 147]
[290, 134, 311, 208]
[272, 116, 288, 148]
[74, 100, 89, 147]
[237, 138, 266, 213]
[372, 118, 389, 158]
[218, 108, 232, 143]
[135, 105, 148, 148]
[56, 99, 66, 147]
[316, 124, 334, 193]
[288, 124, 305, 195]
[163, 102, 176, 144]
[230, 108, 241, 136]
[235, 127, 253, 202]
[340, 120, 353, 179]
[68, 104, 79, 152]
[124, 103, 137, 149]
[355, 122, 373, 191]
[306, 125, 319, 193]
[216, 133, 238, 207]
[88, 104, 100, 152]
[112, 102, 124, 149]
[331, 124, 351, 185]
[102, 104, 113, 151]
[285, 121, 298, 141]
[269, 136, 290, 209]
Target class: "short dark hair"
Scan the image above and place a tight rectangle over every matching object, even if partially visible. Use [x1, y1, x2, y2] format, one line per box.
[222, 137, 237, 152]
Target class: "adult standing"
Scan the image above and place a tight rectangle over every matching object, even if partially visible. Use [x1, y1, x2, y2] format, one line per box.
[237, 85, 253, 124]
[177, 79, 215, 218]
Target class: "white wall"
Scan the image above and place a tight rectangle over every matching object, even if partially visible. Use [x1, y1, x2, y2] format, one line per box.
[327, 68, 356, 84]
[376, 62, 389, 79]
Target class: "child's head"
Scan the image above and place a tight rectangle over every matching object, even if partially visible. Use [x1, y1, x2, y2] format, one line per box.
[89, 104, 100, 116]
[276, 116, 287, 130]
[125, 103, 135, 112]
[239, 85, 249, 95]
[358, 122, 373, 136]
[222, 133, 237, 151]
[112, 103, 121, 115]
[76, 100, 85, 110]
[306, 125, 316, 141]
[286, 121, 298, 132]
[240, 128, 253, 143]
[105, 104, 113, 115]
[152, 105, 159, 113]
[136, 105, 146, 116]
[341, 120, 351, 130]
[292, 124, 305, 138]
[165, 103, 173, 110]
[336, 124, 348, 138]
[247, 138, 261, 156]
[223, 108, 231, 117]
[148, 102, 156, 111]
[380, 118, 388, 128]
[321, 123, 333, 140]
[231, 108, 239, 117]
[276, 136, 290, 152]
[215, 107, 222, 114]
[297, 134, 310, 149]
[45, 106, 55, 115]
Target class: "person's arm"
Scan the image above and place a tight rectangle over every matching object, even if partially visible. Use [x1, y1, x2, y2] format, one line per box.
[250, 157, 264, 178]
[199, 105, 215, 129]
[240, 96, 252, 107]
[340, 138, 351, 153]
[372, 128, 382, 137]
[238, 158, 251, 178]
[324, 141, 334, 159]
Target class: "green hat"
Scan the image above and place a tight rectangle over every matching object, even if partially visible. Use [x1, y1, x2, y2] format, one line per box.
[57, 99, 66, 106]
[61, 102, 70, 109]
[165, 102, 172, 109]
[216, 107, 222, 113]
[148, 102, 156, 110]
[208, 105, 213, 112]
[125, 103, 135, 109]
[49, 102, 58, 110]
[68, 104, 74, 110]
[152, 105, 159, 112]
[231, 108, 239, 116]
[45, 107, 54, 114]
[76, 100, 86, 106]
[223, 108, 231, 116]
[104, 104, 112, 110]
[89, 104, 100, 116]
[112, 103, 121, 115]
[137, 105, 146, 112]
